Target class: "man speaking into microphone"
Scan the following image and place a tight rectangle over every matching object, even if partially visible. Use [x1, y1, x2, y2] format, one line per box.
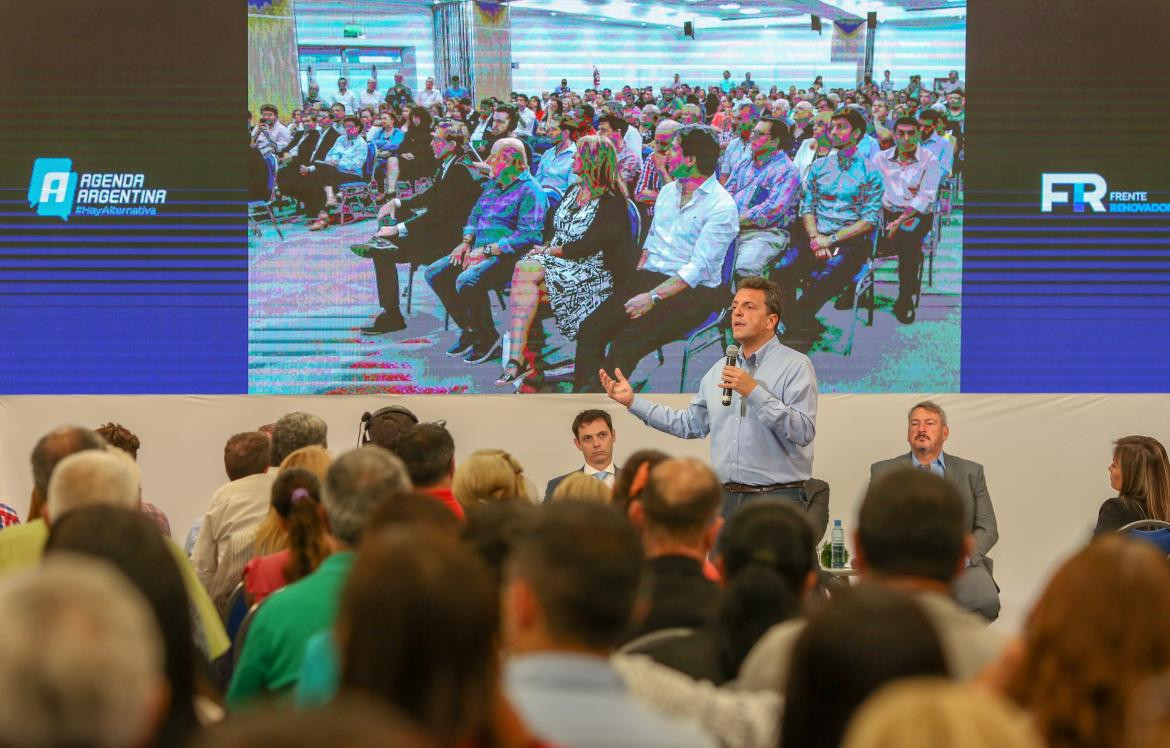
[600, 275, 818, 527]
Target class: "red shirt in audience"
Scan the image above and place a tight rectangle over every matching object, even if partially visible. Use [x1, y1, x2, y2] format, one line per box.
[425, 487, 466, 520]
[242, 549, 292, 605]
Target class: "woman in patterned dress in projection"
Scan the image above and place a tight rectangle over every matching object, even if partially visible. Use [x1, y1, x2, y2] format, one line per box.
[497, 135, 634, 387]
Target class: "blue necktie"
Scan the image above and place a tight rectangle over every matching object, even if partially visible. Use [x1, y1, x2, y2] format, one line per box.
[593, 471, 608, 482]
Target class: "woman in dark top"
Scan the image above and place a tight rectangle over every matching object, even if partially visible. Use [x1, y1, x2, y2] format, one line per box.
[1094, 435, 1170, 534]
[498, 134, 633, 386]
[384, 106, 436, 196]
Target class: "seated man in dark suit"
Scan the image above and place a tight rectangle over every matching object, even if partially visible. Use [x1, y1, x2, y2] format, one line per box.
[543, 409, 622, 502]
[276, 110, 340, 215]
[869, 400, 1000, 621]
[623, 457, 723, 642]
[350, 120, 484, 335]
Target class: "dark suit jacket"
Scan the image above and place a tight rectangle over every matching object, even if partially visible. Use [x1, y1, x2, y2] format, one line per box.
[870, 452, 998, 567]
[398, 159, 483, 251]
[1094, 496, 1149, 535]
[543, 466, 622, 504]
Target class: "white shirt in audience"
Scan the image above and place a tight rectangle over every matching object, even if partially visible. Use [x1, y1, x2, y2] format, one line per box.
[358, 89, 382, 110]
[191, 470, 274, 613]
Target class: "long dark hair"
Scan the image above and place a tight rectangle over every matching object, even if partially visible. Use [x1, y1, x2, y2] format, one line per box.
[271, 468, 329, 583]
[716, 502, 816, 676]
[407, 106, 433, 138]
[338, 528, 498, 746]
[779, 585, 949, 748]
[46, 506, 202, 748]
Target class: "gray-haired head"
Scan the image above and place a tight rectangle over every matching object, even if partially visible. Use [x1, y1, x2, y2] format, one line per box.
[46, 449, 140, 523]
[271, 412, 328, 467]
[0, 555, 164, 748]
[323, 447, 412, 546]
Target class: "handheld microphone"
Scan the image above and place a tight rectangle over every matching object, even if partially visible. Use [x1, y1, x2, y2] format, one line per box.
[722, 344, 740, 406]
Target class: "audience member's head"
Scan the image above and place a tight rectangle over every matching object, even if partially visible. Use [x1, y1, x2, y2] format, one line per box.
[671, 124, 721, 177]
[573, 135, 627, 197]
[462, 501, 537, 593]
[570, 408, 617, 473]
[46, 449, 140, 523]
[224, 431, 271, 481]
[28, 425, 106, 520]
[322, 447, 412, 548]
[452, 449, 533, 510]
[856, 468, 968, 584]
[503, 501, 643, 654]
[270, 412, 328, 467]
[629, 457, 723, 557]
[45, 506, 199, 747]
[716, 501, 818, 675]
[95, 422, 141, 459]
[906, 400, 948, 461]
[1110, 435, 1170, 522]
[780, 585, 950, 748]
[394, 423, 456, 489]
[365, 491, 461, 541]
[550, 472, 612, 504]
[363, 406, 419, 456]
[268, 467, 329, 582]
[338, 529, 497, 745]
[0, 556, 165, 748]
[195, 698, 429, 748]
[611, 448, 670, 513]
[842, 679, 1045, 748]
[279, 443, 333, 479]
[1004, 536, 1170, 748]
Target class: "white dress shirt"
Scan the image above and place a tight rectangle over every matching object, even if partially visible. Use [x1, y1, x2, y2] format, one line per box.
[417, 87, 442, 108]
[358, 89, 382, 109]
[875, 145, 941, 214]
[582, 462, 616, 489]
[518, 107, 537, 135]
[623, 125, 644, 158]
[251, 121, 291, 157]
[192, 471, 274, 612]
[328, 88, 359, 113]
[643, 175, 740, 289]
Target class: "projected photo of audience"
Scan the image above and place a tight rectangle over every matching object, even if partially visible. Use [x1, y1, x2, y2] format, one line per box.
[248, 0, 966, 395]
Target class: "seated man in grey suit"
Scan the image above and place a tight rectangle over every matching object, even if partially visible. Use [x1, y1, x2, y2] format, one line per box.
[543, 409, 622, 502]
[870, 400, 1000, 621]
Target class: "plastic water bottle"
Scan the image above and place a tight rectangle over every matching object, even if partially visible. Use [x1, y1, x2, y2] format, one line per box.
[830, 519, 845, 569]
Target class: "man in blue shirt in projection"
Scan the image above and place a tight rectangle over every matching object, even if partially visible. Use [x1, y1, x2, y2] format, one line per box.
[600, 275, 818, 537]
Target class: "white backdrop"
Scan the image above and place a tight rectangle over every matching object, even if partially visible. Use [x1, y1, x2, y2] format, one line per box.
[2, 393, 1164, 634]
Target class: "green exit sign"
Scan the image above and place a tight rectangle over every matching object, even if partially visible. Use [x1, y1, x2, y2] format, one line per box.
[343, 25, 363, 38]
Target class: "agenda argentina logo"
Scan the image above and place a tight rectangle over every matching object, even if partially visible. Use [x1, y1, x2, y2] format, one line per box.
[28, 157, 168, 221]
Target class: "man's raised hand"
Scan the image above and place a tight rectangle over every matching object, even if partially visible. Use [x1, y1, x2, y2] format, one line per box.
[599, 368, 634, 407]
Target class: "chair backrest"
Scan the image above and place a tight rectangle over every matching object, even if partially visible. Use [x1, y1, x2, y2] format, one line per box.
[361, 141, 377, 180]
[1120, 520, 1170, 556]
[233, 601, 262, 665]
[626, 198, 641, 249]
[222, 582, 249, 640]
[618, 627, 697, 656]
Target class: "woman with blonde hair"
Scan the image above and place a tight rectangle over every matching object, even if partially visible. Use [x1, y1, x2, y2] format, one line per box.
[549, 471, 612, 504]
[842, 679, 1044, 748]
[997, 536, 1170, 748]
[1095, 435, 1170, 533]
[252, 445, 332, 556]
[497, 133, 634, 388]
[452, 449, 535, 511]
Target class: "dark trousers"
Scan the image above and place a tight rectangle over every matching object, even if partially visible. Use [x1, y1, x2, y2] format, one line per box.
[424, 251, 520, 341]
[773, 232, 871, 329]
[371, 231, 450, 319]
[302, 164, 359, 215]
[573, 270, 727, 392]
[878, 209, 934, 301]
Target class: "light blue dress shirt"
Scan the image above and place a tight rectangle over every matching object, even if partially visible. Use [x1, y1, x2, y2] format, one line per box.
[629, 336, 817, 484]
[535, 142, 577, 194]
[642, 175, 739, 289]
[506, 653, 716, 748]
[911, 451, 946, 477]
[799, 149, 885, 235]
[323, 134, 368, 175]
[919, 133, 955, 178]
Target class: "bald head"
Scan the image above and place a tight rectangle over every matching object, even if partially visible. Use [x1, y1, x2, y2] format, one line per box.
[491, 137, 527, 166]
[639, 458, 723, 541]
[46, 449, 140, 523]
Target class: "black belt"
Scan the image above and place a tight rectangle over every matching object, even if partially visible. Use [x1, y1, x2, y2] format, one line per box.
[723, 481, 805, 493]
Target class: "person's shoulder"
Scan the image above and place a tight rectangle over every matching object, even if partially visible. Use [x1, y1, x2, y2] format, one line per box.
[870, 455, 909, 476]
[944, 453, 983, 474]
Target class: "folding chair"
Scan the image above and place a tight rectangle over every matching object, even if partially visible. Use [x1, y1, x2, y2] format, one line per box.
[844, 226, 882, 356]
[676, 241, 738, 391]
[247, 153, 284, 239]
[336, 142, 379, 223]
